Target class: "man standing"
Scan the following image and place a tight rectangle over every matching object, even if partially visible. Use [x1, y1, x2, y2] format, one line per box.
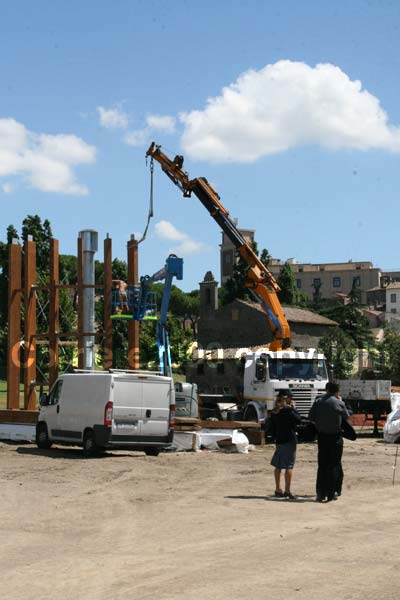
[309, 382, 350, 503]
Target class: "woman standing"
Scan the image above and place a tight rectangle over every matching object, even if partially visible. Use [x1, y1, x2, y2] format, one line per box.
[270, 391, 302, 499]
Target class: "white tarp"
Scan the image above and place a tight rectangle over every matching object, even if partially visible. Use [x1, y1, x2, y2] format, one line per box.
[172, 429, 250, 453]
[383, 393, 400, 443]
[0, 424, 35, 442]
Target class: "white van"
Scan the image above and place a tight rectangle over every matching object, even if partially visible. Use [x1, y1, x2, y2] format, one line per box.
[36, 371, 175, 456]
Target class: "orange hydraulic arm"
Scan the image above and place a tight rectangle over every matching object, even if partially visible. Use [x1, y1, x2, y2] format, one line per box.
[146, 142, 291, 350]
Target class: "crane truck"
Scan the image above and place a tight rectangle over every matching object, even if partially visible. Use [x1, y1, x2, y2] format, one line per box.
[146, 143, 329, 423]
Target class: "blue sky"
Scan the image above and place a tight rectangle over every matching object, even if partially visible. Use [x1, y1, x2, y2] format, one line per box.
[1, 0, 400, 290]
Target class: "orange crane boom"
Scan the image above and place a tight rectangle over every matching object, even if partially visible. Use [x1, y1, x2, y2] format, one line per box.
[146, 142, 291, 350]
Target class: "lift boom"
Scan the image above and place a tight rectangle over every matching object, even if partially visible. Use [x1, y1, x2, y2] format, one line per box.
[146, 142, 291, 351]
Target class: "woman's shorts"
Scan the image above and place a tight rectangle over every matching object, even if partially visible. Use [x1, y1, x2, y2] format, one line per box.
[271, 442, 297, 469]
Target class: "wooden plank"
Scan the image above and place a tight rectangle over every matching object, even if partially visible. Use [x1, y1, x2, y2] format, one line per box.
[0, 410, 39, 424]
[200, 420, 261, 429]
[174, 425, 202, 432]
[49, 238, 59, 389]
[245, 430, 265, 446]
[127, 238, 139, 369]
[7, 241, 22, 409]
[175, 417, 202, 425]
[24, 239, 37, 410]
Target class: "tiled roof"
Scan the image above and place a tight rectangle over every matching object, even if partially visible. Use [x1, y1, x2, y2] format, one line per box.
[236, 299, 337, 326]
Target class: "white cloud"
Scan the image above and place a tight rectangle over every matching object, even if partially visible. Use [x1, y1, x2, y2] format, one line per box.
[180, 60, 400, 162]
[154, 220, 206, 255]
[125, 114, 176, 147]
[146, 114, 176, 133]
[0, 118, 96, 195]
[1, 182, 15, 194]
[97, 105, 128, 129]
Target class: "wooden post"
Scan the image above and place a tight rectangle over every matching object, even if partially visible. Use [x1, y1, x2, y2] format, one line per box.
[49, 238, 59, 389]
[7, 240, 22, 409]
[77, 236, 84, 369]
[24, 237, 37, 410]
[103, 237, 113, 370]
[127, 237, 139, 369]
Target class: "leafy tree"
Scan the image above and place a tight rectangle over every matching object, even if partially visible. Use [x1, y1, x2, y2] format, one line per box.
[319, 282, 373, 349]
[319, 328, 357, 379]
[0, 217, 76, 382]
[220, 241, 270, 305]
[376, 325, 400, 385]
[277, 261, 297, 305]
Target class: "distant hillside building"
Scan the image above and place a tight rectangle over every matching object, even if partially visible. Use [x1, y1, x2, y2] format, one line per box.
[220, 222, 255, 285]
[197, 272, 337, 351]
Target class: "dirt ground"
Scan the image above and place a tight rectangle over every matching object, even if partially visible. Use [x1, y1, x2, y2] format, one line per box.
[1, 436, 399, 600]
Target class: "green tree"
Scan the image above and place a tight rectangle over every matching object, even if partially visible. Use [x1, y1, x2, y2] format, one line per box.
[220, 242, 271, 305]
[277, 261, 297, 305]
[376, 325, 400, 384]
[320, 282, 373, 349]
[319, 328, 357, 379]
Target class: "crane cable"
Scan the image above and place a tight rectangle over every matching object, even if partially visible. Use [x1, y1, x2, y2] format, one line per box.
[137, 156, 155, 245]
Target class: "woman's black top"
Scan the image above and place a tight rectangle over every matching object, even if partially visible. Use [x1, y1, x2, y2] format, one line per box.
[270, 406, 302, 444]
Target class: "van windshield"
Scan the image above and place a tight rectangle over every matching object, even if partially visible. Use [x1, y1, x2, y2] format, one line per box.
[268, 358, 327, 381]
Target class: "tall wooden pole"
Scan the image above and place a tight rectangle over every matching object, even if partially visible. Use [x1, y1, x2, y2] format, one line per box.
[103, 236, 113, 370]
[127, 237, 139, 369]
[7, 240, 22, 409]
[24, 237, 37, 410]
[49, 238, 59, 389]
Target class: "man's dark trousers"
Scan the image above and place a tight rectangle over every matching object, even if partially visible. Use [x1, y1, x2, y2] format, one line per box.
[316, 432, 344, 499]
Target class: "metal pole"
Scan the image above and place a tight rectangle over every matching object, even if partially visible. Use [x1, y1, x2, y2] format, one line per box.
[103, 236, 113, 370]
[393, 446, 399, 486]
[79, 230, 98, 370]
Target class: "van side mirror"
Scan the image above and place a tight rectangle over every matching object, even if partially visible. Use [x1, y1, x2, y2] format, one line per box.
[40, 393, 49, 407]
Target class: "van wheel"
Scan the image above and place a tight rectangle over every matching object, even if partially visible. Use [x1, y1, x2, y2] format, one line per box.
[82, 430, 98, 457]
[144, 448, 160, 457]
[36, 424, 52, 449]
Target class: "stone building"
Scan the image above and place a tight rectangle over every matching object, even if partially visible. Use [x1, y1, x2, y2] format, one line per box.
[219, 225, 255, 285]
[268, 259, 381, 304]
[187, 272, 337, 396]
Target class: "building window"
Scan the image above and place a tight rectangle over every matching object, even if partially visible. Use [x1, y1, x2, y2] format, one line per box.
[217, 363, 224, 375]
[313, 278, 321, 287]
[391, 308, 397, 314]
[333, 277, 341, 288]
[296, 279, 302, 289]
[353, 276, 361, 287]
[224, 253, 231, 264]
[197, 364, 205, 375]
[391, 293, 397, 303]
[299, 267, 303, 272]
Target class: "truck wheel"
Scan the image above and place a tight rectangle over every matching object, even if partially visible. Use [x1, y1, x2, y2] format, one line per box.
[36, 423, 52, 449]
[144, 448, 160, 457]
[244, 407, 259, 423]
[82, 429, 98, 457]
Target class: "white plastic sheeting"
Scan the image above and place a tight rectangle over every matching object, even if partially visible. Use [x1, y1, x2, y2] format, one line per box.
[0, 424, 35, 442]
[383, 393, 400, 443]
[172, 429, 250, 453]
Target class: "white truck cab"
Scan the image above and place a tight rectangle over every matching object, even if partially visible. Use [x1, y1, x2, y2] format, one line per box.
[36, 370, 175, 456]
[242, 349, 329, 422]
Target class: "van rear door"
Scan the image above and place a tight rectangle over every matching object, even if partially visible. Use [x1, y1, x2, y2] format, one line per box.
[140, 377, 171, 438]
[112, 378, 142, 437]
